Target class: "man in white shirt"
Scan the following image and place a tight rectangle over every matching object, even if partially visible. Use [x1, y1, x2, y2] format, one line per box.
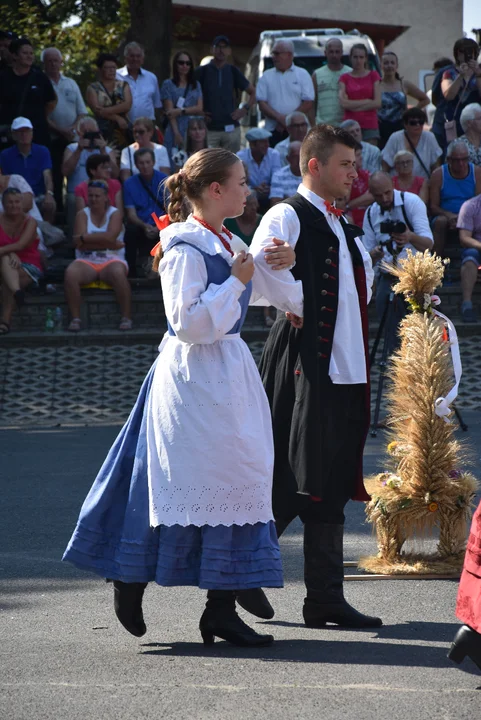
[256, 40, 314, 147]
[362, 171, 433, 351]
[341, 119, 382, 175]
[274, 111, 309, 166]
[117, 42, 162, 123]
[269, 141, 302, 205]
[43, 47, 87, 209]
[242, 124, 382, 630]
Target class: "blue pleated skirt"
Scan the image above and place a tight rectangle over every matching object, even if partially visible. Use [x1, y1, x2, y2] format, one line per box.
[62, 359, 283, 590]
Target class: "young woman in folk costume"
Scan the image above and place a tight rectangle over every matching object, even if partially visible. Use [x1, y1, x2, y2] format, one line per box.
[63, 148, 303, 647]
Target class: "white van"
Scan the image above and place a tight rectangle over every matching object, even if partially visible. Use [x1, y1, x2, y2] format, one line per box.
[244, 28, 380, 126]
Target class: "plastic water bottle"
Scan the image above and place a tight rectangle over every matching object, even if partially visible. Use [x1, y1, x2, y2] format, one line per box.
[45, 308, 54, 332]
[54, 306, 63, 332]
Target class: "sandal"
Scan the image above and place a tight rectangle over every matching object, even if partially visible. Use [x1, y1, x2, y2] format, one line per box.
[67, 318, 81, 332]
[0, 321, 10, 336]
[119, 317, 133, 331]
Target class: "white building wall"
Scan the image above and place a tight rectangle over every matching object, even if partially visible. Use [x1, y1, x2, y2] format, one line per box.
[176, 0, 463, 86]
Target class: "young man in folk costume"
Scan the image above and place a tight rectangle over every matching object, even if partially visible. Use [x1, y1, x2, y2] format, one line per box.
[245, 124, 382, 628]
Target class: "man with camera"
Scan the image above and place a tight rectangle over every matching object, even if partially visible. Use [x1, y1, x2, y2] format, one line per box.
[362, 171, 433, 351]
[61, 117, 119, 239]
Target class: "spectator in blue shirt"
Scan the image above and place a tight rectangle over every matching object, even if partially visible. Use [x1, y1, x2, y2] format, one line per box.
[0, 117, 56, 222]
[123, 147, 167, 277]
[237, 128, 281, 212]
[269, 140, 302, 206]
[195, 35, 255, 153]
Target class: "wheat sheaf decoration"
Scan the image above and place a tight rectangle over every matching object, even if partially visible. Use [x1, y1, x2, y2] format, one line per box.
[359, 251, 478, 575]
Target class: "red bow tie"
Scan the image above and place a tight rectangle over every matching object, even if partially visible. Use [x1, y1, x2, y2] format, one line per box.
[324, 201, 343, 218]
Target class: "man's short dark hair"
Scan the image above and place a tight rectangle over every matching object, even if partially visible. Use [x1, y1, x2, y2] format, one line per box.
[86, 154, 110, 179]
[134, 147, 155, 165]
[402, 107, 427, 125]
[9, 38, 32, 55]
[300, 124, 357, 176]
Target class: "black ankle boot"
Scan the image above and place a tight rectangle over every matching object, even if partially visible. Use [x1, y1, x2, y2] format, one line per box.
[235, 589, 274, 619]
[302, 523, 382, 629]
[448, 625, 481, 671]
[199, 590, 274, 647]
[112, 580, 148, 637]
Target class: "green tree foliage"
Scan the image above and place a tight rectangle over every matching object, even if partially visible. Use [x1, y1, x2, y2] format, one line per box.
[2, 0, 130, 90]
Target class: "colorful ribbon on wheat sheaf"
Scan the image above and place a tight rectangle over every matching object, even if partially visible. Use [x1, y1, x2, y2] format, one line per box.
[431, 295, 462, 423]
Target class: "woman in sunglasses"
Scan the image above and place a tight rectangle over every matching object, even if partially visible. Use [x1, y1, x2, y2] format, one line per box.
[160, 50, 203, 166]
[392, 150, 429, 204]
[0, 187, 43, 335]
[381, 107, 442, 180]
[120, 116, 170, 182]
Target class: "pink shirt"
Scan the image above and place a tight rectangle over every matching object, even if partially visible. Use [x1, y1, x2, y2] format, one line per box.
[74, 179, 121, 207]
[340, 70, 381, 130]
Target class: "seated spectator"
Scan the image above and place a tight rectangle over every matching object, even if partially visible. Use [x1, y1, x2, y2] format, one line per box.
[237, 128, 282, 212]
[62, 117, 119, 238]
[162, 50, 203, 163]
[392, 150, 429, 203]
[269, 141, 302, 206]
[0, 38, 57, 149]
[431, 38, 481, 154]
[65, 179, 131, 332]
[274, 112, 309, 166]
[43, 47, 87, 210]
[0, 117, 56, 222]
[345, 141, 373, 226]
[75, 154, 122, 213]
[382, 107, 442, 180]
[0, 187, 43, 335]
[339, 44, 381, 145]
[457, 194, 481, 322]
[120, 116, 170, 182]
[458, 103, 481, 166]
[429, 139, 481, 256]
[340, 119, 382, 174]
[256, 40, 314, 147]
[0, 170, 49, 261]
[123, 148, 167, 276]
[86, 53, 133, 149]
[224, 191, 261, 246]
[172, 116, 209, 171]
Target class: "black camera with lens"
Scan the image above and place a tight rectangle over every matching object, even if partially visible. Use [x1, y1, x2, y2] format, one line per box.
[379, 219, 406, 236]
[83, 130, 101, 148]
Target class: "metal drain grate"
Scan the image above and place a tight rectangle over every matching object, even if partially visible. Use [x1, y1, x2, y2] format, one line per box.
[0, 336, 480, 427]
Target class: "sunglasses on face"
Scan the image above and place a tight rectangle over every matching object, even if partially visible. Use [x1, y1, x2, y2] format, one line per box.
[407, 119, 423, 126]
[177, 60, 191, 66]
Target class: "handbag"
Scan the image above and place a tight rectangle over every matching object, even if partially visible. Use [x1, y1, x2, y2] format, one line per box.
[404, 132, 431, 178]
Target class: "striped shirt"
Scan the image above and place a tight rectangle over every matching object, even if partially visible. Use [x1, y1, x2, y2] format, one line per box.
[269, 165, 302, 200]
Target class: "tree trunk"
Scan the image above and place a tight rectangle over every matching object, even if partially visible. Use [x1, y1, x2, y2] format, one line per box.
[128, 0, 172, 83]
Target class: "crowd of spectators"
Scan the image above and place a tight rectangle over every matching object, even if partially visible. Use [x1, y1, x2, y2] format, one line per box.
[0, 29, 481, 334]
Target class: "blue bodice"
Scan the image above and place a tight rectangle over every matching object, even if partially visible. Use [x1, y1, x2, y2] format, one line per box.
[166, 241, 252, 336]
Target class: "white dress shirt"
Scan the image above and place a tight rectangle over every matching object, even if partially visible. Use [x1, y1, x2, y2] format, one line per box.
[250, 184, 374, 385]
[256, 65, 314, 132]
[117, 66, 162, 122]
[362, 189, 433, 266]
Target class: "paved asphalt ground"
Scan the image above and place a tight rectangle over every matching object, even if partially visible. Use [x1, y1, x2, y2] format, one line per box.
[2, 414, 481, 720]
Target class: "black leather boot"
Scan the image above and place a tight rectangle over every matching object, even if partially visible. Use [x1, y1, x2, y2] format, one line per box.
[302, 523, 382, 628]
[448, 625, 481, 671]
[199, 590, 274, 647]
[112, 580, 148, 637]
[235, 589, 274, 619]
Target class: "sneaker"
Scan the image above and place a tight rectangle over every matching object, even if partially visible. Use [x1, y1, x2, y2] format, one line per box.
[462, 306, 478, 323]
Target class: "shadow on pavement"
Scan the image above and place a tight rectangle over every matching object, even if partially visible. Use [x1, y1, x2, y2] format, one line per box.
[138, 638, 478, 672]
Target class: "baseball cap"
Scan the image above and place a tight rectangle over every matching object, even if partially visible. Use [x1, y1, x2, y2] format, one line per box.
[213, 35, 230, 47]
[245, 128, 272, 142]
[11, 117, 33, 131]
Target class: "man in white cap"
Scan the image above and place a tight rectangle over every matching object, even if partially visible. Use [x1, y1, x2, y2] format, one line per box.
[237, 128, 282, 211]
[0, 117, 55, 222]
